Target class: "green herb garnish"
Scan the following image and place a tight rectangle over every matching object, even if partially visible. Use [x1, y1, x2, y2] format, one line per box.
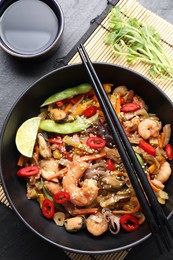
[105, 7, 173, 79]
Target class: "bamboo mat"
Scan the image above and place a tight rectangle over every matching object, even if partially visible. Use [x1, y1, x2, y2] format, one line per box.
[1, 0, 173, 259]
[69, 0, 173, 102]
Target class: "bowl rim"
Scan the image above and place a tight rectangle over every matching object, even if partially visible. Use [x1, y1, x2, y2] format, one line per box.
[0, 62, 173, 254]
[0, 0, 64, 59]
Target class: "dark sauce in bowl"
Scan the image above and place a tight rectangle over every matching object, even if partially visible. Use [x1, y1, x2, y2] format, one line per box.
[0, 0, 60, 57]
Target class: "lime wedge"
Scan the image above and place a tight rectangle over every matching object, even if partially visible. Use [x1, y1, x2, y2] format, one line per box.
[15, 117, 41, 158]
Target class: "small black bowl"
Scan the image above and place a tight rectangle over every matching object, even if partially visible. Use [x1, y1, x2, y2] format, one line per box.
[0, 63, 173, 254]
[0, 0, 64, 60]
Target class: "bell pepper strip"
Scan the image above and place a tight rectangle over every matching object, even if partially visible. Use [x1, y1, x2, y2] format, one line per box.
[48, 137, 62, 145]
[120, 214, 139, 232]
[56, 95, 83, 107]
[139, 140, 156, 156]
[79, 152, 106, 162]
[106, 158, 115, 171]
[82, 106, 97, 118]
[148, 163, 157, 174]
[42, 198, 55, 219]
[70, 94, 84, 104]
[47, 167, 69, 180]
[17, 155, 26, 167]
[121, 103, 141, 113]
[115, 95, 121, 117]
[64, 103, 73, 113]
[158, 132, 165, 148]
[39, 113, 99, 134]
[165, 144, 173, 160]
[86, 137, 106, 149]
[146, 174, 160, 192]
[56, 100, 65, 107]
[41, 84, 92, 107]
[53, 191, 70, 204]
[64, 151, 73, 161]
[69, 100, 93, 117]
[17, 166, 40, 177]
[72, 208, 99, 216]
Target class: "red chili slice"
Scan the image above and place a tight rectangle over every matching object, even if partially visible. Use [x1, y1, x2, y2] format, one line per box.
[17, 166, 40, 177]
[82, 106, 97, 118]
[42, 198, 55, 219]
[139, 140, 156, 156]
[53, 191, 70, 204]
[106, 158, 115, 171]
[120, 214, 139, 232]
[165, 144, 173, 160]
[86, 137, 106, 149]
[121, 103, 141, 113]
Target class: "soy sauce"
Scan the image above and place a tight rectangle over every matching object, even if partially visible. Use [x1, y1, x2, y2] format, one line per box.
[0, 0, 59, 54]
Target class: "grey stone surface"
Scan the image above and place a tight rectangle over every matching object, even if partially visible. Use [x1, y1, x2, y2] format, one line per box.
[139, 0, 173, 23]
[0, 1, 173, 259]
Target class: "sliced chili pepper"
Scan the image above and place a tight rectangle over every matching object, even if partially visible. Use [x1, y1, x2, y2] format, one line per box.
[86, 137, 106, 149]
[121, 103, 141, 113]
[17, 166, 40, 177]
[106, 158, 115, 171]
[165, 144, 173, 160]
[42, 198, 55, 219]
[120, 214, 139, 232]
[139, 140, 156, 156]
[53, 191, 70, 204]
[82, 106, 97, 118]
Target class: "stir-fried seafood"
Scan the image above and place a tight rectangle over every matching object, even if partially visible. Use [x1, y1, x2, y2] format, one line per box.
[16, 83, 173, 236]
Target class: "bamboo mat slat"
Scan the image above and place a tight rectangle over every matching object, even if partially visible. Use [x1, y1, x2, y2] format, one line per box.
[1, 0, 173, 259]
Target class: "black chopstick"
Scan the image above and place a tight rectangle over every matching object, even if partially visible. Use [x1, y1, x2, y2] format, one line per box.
[77, 43, 173, 253]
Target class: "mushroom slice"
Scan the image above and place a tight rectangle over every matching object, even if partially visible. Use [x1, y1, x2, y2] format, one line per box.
[64, 216, 85, 232]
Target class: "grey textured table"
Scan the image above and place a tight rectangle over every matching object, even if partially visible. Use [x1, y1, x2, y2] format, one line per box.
[0, 0, 173, 259]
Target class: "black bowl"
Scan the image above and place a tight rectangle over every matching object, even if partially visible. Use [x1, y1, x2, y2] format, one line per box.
[0, 0, 64, 60]
[1, 63, 173, 254]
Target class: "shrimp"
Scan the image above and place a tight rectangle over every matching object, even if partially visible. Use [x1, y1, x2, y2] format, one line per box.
[138, 118, 160, 140]
[62, 162, 98, 207]
[86, 212, 108, 236]
[156, 161, 171, 183]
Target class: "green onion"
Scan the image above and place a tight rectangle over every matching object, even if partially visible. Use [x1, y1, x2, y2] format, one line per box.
[105, 7, 173, 79]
